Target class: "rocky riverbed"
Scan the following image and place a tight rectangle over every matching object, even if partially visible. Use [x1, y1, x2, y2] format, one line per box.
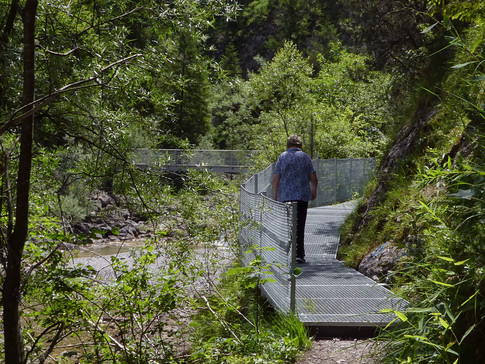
[70, 192, 149, 243]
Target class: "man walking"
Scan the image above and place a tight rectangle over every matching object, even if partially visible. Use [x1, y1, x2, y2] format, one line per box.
[273, 135, 318, 263]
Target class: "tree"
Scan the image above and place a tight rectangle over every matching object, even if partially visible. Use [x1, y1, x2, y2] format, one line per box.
[3, 1, 38, 362]
[312, 45, 395, 158]
[157, 28, 212, 147]
[242, 41, 315, 160]
[0, 1, 237, 362]
[210, 0, 339, 77]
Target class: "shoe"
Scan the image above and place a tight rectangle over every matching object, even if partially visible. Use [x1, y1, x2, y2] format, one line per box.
[296, 257, 307, 264]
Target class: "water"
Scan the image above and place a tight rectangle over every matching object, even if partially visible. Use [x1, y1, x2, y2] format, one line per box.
[73, 239, 145, 258]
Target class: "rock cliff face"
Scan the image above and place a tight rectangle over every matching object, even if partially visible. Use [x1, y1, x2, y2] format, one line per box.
[358, 242, 404, 283]
[355, 103, 437, 234]
[343, 100, 439, 281]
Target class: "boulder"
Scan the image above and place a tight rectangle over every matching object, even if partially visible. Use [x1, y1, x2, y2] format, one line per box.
[94, 192, 117, 208]
[70, 192, 148, 244]
[358, 242, 404, 282]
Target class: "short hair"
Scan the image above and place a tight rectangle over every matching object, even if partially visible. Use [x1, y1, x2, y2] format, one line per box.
[287, 135, 303, 149]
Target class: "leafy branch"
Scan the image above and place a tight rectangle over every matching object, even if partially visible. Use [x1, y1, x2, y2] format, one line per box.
[0, 54, 142, 136]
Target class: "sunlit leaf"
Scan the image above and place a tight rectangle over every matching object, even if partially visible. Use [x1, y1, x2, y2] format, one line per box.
[461, 290, 479, 307]
[460, 324, 476, 344]
[437, 256, 454, 262]
[421, 22, 439, 34]
[439, 317, 450, 329]
[451, 61, 476, 69]
[395, 310, 408, 322]
[404, 334, 430, 342]
[406, 307, 434, 314]
[428, 279, 454, 287]
[448, 189, 476, 199]
[226, 267, 250, 276]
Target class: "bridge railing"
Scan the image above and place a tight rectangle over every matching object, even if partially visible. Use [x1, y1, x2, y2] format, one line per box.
[239, 158, 376, 313]
[134, 149, 259, 173]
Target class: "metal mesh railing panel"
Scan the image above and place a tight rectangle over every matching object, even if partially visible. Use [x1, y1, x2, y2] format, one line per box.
[239, 188, 261, 267]
[240, 175, 294, 311]
[311, 158, 376, 207]
[336, 159, 352, 202]
[312, 159, 338, 207]
[257, 163, 275, 195]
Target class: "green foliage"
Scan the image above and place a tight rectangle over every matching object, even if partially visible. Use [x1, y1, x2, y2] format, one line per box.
[426, 0, 485, 22]
[338, 0, 433, 72]
[1, 2, 239, 361]
[244, 41, 315, 160]
[87, 245, 185, 363]
[351, 17, 484, 360]
[267, 0, 339, 59]
[339, 12, 484, 361]
[312, 46, 395, 158]
[1, 169, 241, 362]
[209, 76, 248, 149]
[156, 28, 212, 146]
[219, 42, 243, 78]
[242, 0, 272, 25]
[19, 237, 188, 363]
[15, 220, 95, 363]
[236, 0, 339, 71]
[211, 41, 394, 165]
[190, 259, 311, 363]
[377, 158, 485, 363]
[339, 173, 416, 267]
[340, 5, 484, 268]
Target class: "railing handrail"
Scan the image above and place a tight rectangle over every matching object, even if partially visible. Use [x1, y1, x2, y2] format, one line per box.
[134, 148, 260, 172]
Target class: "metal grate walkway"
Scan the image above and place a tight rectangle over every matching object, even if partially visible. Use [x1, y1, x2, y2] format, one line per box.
[294, 201, 405, 330]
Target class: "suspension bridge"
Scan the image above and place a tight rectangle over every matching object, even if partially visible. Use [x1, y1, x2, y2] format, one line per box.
[239, 158, 407, 337]
[134, 148, 257, 173]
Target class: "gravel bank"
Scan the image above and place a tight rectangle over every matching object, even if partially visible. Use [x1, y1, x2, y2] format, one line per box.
[296, 338, 381, 364]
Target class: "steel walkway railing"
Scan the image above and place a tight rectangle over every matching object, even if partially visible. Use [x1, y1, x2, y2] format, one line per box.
[239, 158, 407, 329]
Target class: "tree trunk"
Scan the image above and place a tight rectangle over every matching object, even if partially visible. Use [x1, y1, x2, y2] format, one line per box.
[2, 0, 38, 363]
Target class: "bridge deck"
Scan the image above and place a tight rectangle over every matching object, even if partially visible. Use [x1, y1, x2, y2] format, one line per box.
[271, 201, 405, 335]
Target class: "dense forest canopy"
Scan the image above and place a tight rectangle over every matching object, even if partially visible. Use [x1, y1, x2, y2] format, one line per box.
[0, 0, 484, 362]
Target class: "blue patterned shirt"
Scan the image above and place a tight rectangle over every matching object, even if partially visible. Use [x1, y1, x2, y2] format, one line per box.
[274, 148, 315, 202]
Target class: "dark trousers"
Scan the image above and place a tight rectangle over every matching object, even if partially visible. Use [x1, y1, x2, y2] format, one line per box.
[286, 200, 308, 259]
